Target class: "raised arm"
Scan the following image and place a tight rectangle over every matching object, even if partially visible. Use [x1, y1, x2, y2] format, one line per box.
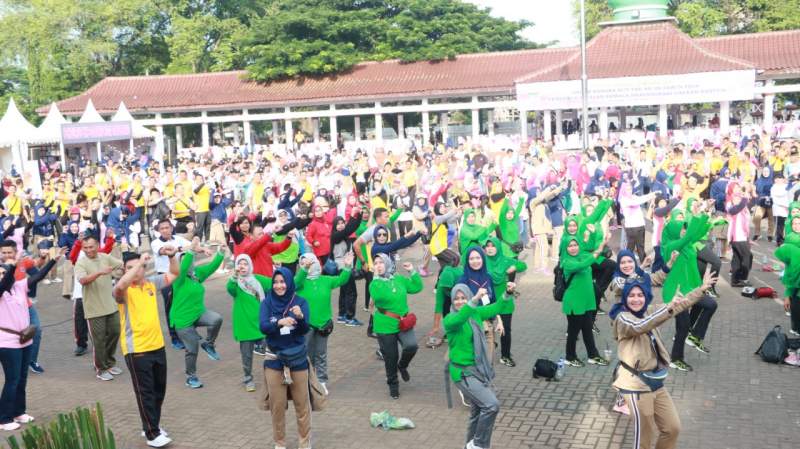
[195, 251, 225, 282]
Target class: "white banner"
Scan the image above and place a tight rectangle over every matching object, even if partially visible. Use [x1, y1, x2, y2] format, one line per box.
[517, 70, 756, 110]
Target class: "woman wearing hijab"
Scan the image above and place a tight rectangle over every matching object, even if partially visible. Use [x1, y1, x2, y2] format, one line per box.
[412, 194, 433, 276]
[608, 250, 651, 302]
[297, 252, 353, 392]
[496, 195, 527, 258]
[610, 268, 716, 449]
[483, 237, 526, 367]
[560, 234, 609, 367]
[370, 253, 423, 399]
[776, 220, 800, 336]
[259, 266, 313, 449]
[444, 282, 516, 449]
[226, 254, 307, 392]
[331, 207, 364, 325]
[753, 165, 775, 241]
[457, 247, 504, 359]
[459, 209, 497, 259]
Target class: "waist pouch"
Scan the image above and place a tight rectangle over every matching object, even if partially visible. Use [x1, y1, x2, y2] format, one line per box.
[379, 309, 417, 332]
[620, 361, 668, 391]
[273, 344, 308, 369]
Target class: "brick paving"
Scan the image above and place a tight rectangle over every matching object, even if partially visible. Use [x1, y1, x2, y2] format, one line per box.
[6, 237, 800, 449]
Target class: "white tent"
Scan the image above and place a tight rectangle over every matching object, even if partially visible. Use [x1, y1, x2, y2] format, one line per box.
[111, 101, 156, 139]
[0, 97, 38, 172]
[78, 98, 105, 123]
[31, 103, 69, 169]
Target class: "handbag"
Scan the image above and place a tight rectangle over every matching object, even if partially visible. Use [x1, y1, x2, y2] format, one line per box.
[0, 325, 37, 344]
[532, 358, 558, 380]
[379, 309, 417, 332]
[315, 319, 334, 337]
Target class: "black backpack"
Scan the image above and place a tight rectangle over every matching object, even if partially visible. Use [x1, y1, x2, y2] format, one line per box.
[552, 264, 576, 302]
[532, 358, 558, 380]
[755, 325, 788, 363]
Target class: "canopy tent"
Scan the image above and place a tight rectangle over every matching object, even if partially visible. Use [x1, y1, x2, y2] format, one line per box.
[78, 98, 105, 123]
[0, 98, 38, 173]
[111, 102, 156, 139]
[30, 103, 69, 169]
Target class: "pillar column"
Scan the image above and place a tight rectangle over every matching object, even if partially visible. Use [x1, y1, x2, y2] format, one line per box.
[354, 116, 362, 141]
[543, 110, 552, 141]
[397, 114, 405, 140]
[58, 141, 66, 171]
[487, 110, 495, 138]
[232, 123, 241, 147]
[243, 109, 252, 151]
[284, 107, 293, 150]
[375, 102, 383, 144]
[175, 125, 183, 151]
[719, 101, 730, 134]
[422, 99, 430, 145]
[440, 112, 449, 143]
[471, 108, 480, 140]
[599, 108, 609, 139]
[555, 110, 563, 137]
[764, 80, 775, 133]
[155, 112, 165, 163]
[201, 111, 210, 148]
[520, 109, 528, 141]
[329, 105, 338, 147]
[313, 118, 320, 143]
[619, 108, 627, 131]
[658, 104, 668, 138]
[272, 120, 280, 144]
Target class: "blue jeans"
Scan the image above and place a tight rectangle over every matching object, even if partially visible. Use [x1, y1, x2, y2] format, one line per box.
[28, 306, 42, 365]
[0, 345, 33, 424]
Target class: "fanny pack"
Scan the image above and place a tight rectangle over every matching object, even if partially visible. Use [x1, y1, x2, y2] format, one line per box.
[378, 309, 417, 332]
[0, 325, 37, 345]
[619, 360, 668, 391]
[315, 319, 334, 337]
[272, 344, 308, 369]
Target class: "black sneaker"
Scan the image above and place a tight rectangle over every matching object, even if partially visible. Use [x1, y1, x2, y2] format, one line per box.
[669, 359, 693, 372]
[592, 323, 600, 334]
[752, 235, 760, 241]
[399, 367, 410, 382]
[768, 236, 773, 242]
[389, 386, 400, 399]
[375, 349, 384, 360]
[499, 356, 516, 367]
[74, 346, 88, 356]
[596, 307, 606, 316]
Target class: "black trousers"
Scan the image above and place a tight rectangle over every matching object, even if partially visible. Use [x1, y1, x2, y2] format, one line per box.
[397, 220, 412, 236]
[376, 330, 418, 391]
[566, 313, 599, 361]
[625, 226, 647, 262]
[195, 211, 210, 241]
[338, 274, 358, 319]
[730, 241, 752, 284]
[125, 348, 167, 441]
[776, 216, 786, 245]
[73, 298, 88, 349]
[160, 284, 179, 341]
[671, 295, 717, 360]
[499, 314, 512, 359]
[592, 258, 616, 307]
[790, 293, 800, 333]
[696, 243, 721, 278]
[363, 271, 373, 309]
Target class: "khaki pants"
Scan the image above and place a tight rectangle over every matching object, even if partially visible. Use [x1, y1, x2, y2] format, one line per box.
[548, 225, 563, 259]
[209, 220, 226, 246]
[622, 388, 681, 449]
[533, 233, 550, 270]
[264, 368, 311, 448]
[752, 205, 775, 238]
[62, 262, 74, 298]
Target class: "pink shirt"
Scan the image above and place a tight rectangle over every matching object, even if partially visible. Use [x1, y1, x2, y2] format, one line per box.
[0, 278, 32, 349]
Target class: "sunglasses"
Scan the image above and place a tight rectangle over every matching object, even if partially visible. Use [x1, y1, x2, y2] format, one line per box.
[376, 232, 389, 237]
[624, 275, 647, 285]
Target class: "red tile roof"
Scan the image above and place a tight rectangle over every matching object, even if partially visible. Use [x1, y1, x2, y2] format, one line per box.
[516, 21, 754, 83]
[696, 29, 800, 76]
[49, 48, 573, 115]
[47, 20, 800, 116]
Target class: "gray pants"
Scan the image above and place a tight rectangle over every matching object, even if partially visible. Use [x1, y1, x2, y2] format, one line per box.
[239, 340, 260, 383]
[306, 329, 329, 383]
[455, 374, 500, 449]
[175, 310, 223, 376]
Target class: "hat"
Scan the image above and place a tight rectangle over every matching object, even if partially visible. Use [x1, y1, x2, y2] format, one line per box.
[69, 206, 80, 216]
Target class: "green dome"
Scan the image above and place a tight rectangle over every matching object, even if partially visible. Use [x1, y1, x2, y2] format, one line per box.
[608, 0, 670, 21]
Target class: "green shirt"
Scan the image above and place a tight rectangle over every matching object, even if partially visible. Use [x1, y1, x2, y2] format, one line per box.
[435, 266, 464, 314]
[369, 272, 423, 334]
[298, 269, 352, 329]
[443, 296, 514, 382]
[560, 251, 596, 315]
[272, 234, 299, 264]
[170, 251, 224, 329]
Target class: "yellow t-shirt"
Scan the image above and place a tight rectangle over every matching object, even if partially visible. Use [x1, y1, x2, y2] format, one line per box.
[249, 184, 265, 212]
[173, 196, 192, 219]
[3, 194, 22, 216]
[54, 192, 70, 216]
[83, 186, 99, 202]
[118, 276, 166, 356]
[194, 185, 210, 213]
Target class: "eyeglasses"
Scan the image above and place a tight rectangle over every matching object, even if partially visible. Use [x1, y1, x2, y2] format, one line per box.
[624, 275, 647, 285]
[376, 232, 389, 237]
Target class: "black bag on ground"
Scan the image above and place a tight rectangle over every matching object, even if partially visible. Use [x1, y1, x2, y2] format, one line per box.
[533, 358, 558, 380]
[755, 325, 788, 363]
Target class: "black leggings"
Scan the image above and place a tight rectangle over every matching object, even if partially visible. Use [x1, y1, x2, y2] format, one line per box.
[592, 258, 616, 307]
[338, 275, 358, 319]
[696, 242, 721, 278]
[499, 313, 512, 359]
[397, 220, 412, 236]
[730, 241, 752, 283]
[671, 294, 718, 360]
[566, 313, 599, 361]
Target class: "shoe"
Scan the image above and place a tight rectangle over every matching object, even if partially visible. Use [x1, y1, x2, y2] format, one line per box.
[499, 356, 516, 367]
[29, 362, 44, 374]
[74, 346, 88, 356]
[245, 381, 256, 392]
[97, 371, 114, 381]
[141, 428, 169, 438]
[790, 329, 800, 336]
[53, 277, 62, 283]
[612, 398, 630, 416]
[320, 382, 329, 395]
[171, 339, 185, 350]
[201, 342, 220, 361]
[596, 306, 606, 315]
[42, 279, 51, 285]
[375, 349, 384, 360]
[108, 366, 123, 376]
[185, 375, 203, 389]
[146, 433, 172, 448]
[418, 268, 429, 277]
[253, 344, 267, 356]
[669, 359, 693, 372]
[390, 388, 399, 400]
[399, 367, 410, 382]
[0, 422, 21, 431]
[336, 315, 347, 324]
[362, 306, 370, 312]
[588, 356, 609, 366]
[786, 311, 793, 318]
[13, 414, 34, 424]
[730, 281, 745, 288]
[592, 323, 600, 334]
[768, 236, 773, 242]
[345, 318, 363, 327]
[686, 335, 710, 353]
[564, 359, 584, 368]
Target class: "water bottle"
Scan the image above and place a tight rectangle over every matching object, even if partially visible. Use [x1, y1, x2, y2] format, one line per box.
[556, 358, 565, 381]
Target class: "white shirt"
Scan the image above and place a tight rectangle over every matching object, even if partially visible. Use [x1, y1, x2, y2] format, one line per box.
[150, 235, 191, 273]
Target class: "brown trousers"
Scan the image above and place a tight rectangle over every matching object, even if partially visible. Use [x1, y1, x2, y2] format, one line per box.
[264, 368, 312, 449]
[622, 388, 681, 449]
[62, 261, 74, 298]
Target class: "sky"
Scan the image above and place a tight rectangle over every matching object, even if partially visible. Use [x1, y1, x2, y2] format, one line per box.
[465, 0, 580, 47]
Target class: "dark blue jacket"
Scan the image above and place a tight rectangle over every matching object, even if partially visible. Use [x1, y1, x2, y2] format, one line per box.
[209, 190, 233, 222]
[710, 178, 729, 213]
[259, 267, 310, 371]
[32, 204, 58, 237]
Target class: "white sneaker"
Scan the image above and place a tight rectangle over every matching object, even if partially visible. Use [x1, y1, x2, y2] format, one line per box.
[42, 279, 51, 285]
[108, 366, 123, 375]
[0, 422, 20, 431]
[53, 277, 63, 283]
[320, 382, 328, 395]
[146, 433, 172, 447]
[466, 440, 485, 449]
[96, 371, 114, 381]
[141, 428, 168, 438]
[14, 414, 34, 424]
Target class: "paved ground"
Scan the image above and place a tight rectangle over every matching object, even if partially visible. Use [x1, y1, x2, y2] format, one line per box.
[5, 235, 800, 449]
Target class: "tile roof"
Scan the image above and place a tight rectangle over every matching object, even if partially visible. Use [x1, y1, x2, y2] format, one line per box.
[516, 21, 754, 83]
[696, 29, 800, 76]
[49, 48, 574, 115]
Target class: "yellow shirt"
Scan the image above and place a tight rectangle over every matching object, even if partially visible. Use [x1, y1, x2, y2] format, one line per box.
[194, 184, 210, 213]
[173, 196, 192, 219]
[3, 194, 22, 216]
[83, 186, 99, 202]
[118, 276, 166, 356]
[249, 184, 265, 212]
[54, 192, 70, 216]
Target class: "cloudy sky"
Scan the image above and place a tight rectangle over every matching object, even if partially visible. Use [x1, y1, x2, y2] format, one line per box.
[465, 0, 579, 47]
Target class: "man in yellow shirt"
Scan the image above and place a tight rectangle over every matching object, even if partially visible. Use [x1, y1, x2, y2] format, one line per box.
[1, 184, 23, 216]
[192, 173, 211, 241]
[113, 250, 179, 448]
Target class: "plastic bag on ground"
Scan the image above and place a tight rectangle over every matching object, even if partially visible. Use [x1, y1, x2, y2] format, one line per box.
[370, 411, 416, 430]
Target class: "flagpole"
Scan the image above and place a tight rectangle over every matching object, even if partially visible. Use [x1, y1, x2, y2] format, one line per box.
[580, 0, 590, 150]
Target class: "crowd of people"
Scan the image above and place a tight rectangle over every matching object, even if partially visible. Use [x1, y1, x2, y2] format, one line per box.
[0, 126, 798, 449]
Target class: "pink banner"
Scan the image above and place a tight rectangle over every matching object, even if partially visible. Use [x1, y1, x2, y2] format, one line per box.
[61, 122, 132, 144]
